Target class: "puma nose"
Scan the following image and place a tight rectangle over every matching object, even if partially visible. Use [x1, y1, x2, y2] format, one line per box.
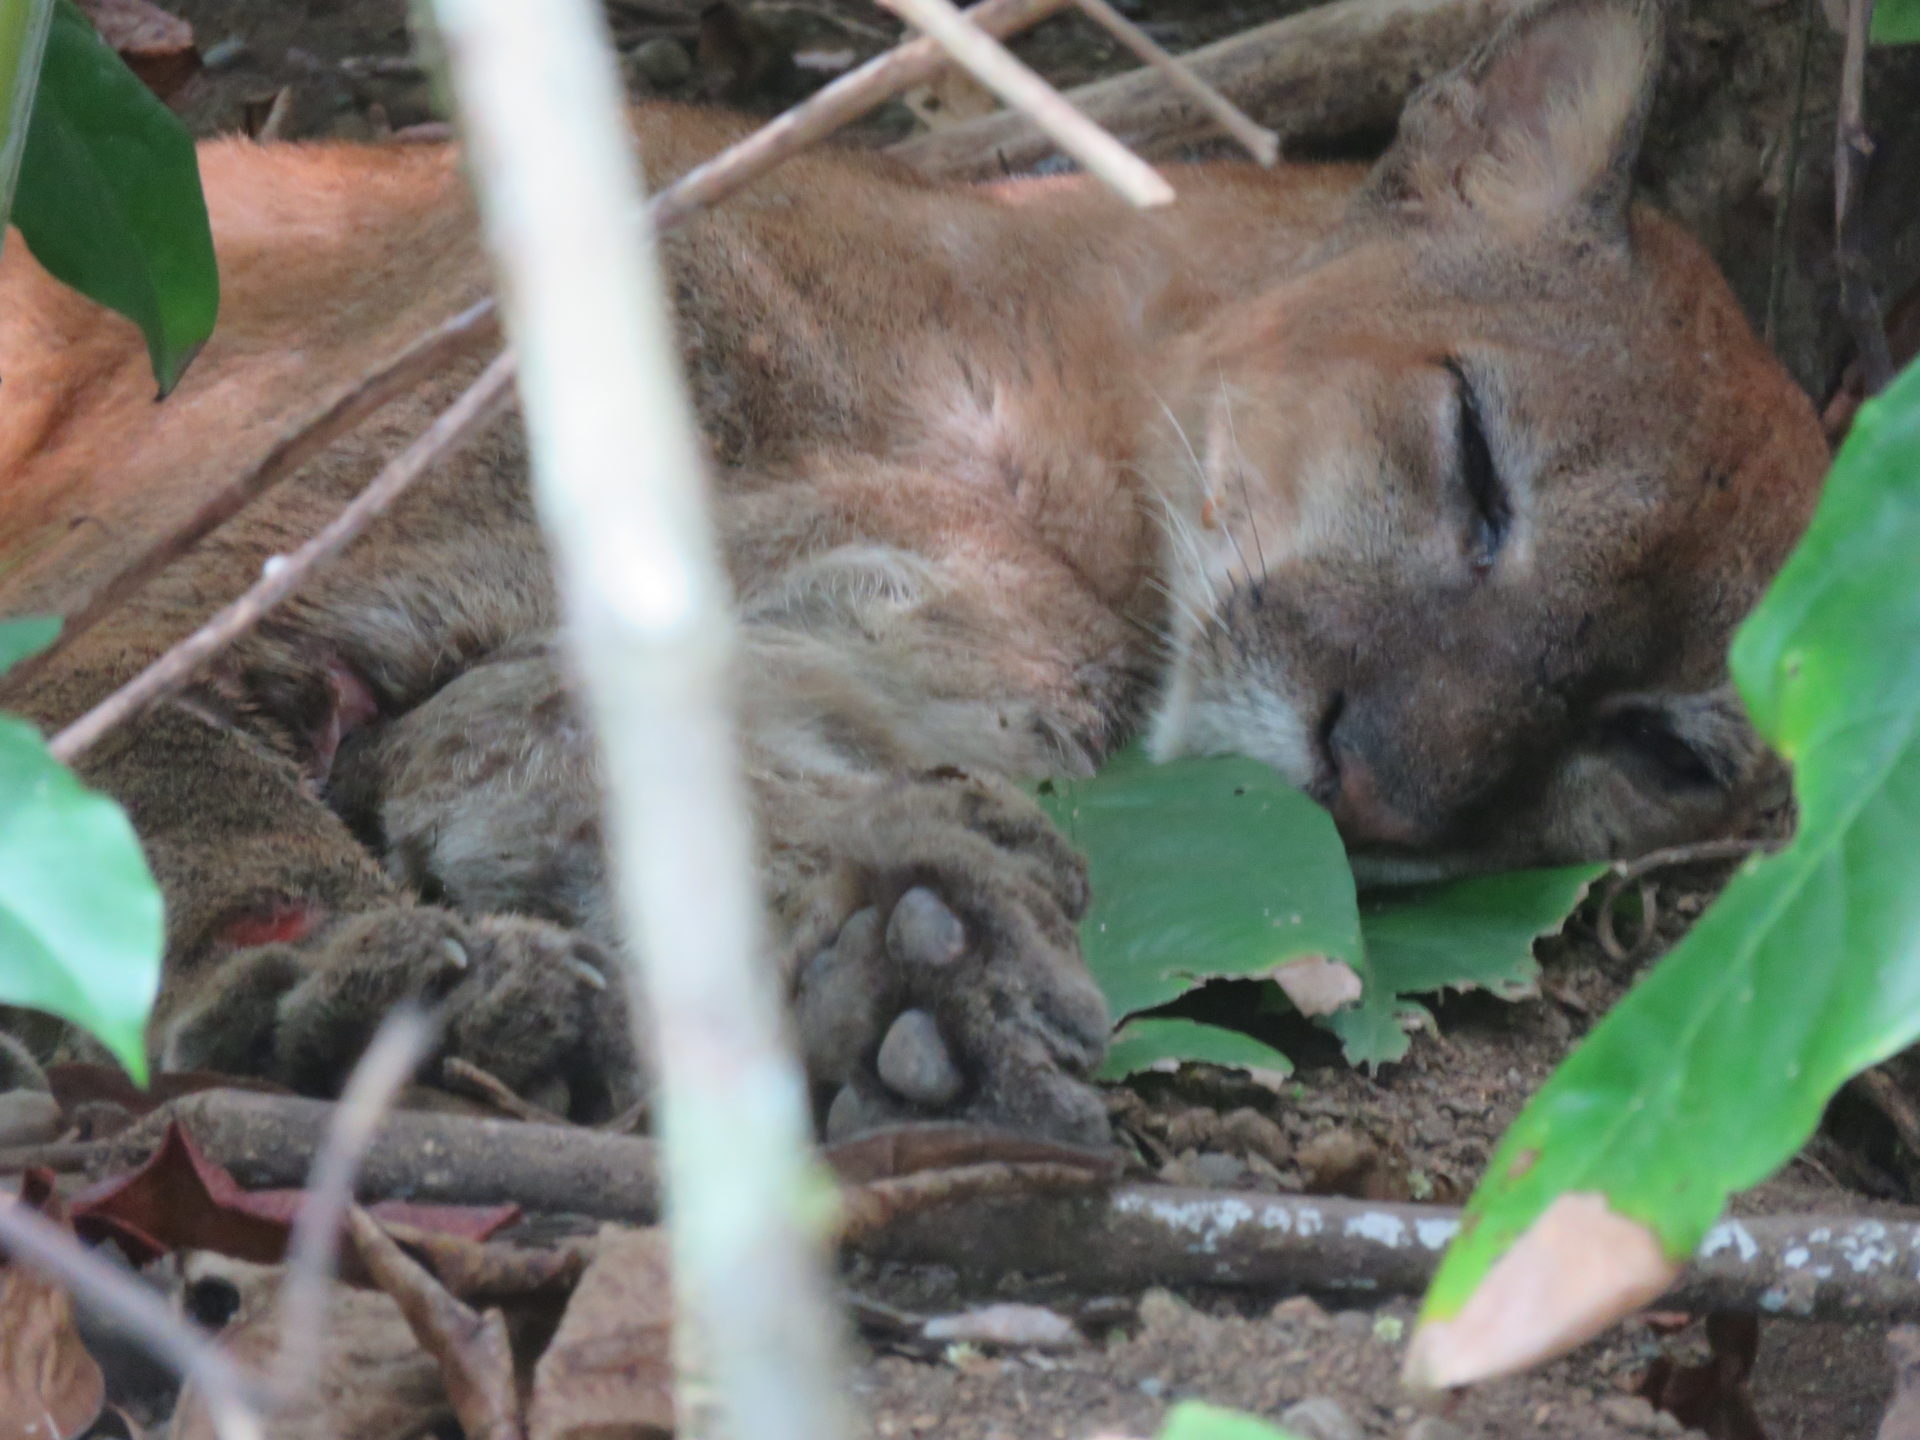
[1327, 748, 1425, 848]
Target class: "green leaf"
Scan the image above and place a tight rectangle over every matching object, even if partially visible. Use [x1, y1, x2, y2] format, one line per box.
[1100, 1016, 1293, 1082]
[1329, 865, 1605, 1066]
[1422, 355, 1920, 1327]
[0, 713, 161, 1080]
[1872, 0, 1920, 43]
[0, 615, 58, 676]
[12, 0, 217, 394]
[1036, 747, 1360, 1018]
[1159, 1402, 1302, 1440]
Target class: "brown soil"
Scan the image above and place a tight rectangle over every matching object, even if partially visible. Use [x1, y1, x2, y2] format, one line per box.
[124, 1, 1920, 1435]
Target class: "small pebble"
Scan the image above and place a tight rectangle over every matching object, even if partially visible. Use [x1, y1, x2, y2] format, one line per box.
[1278, 1397, 1361, 1440]
[922, 1303, 1081, 1352]
[875, 1009, 962, 1107]
[1188, 1152, 1248, 1188]
[1268, 1295, 1328, 1328]
[1329, 1309, 1375, 1339]
[1404, 1418, 1466, 1440]
[628, 36, 693, 89]
[202, 35, 249, 71]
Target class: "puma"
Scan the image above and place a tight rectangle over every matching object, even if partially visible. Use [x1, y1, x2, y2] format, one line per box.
[0, 0, 1827, 1142]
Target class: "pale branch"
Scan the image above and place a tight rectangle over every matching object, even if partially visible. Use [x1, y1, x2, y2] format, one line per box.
[48, 348, 517, 764]
[1069, 0, 1277, 166]
[651, 0, 1073, 229]
[269, 1008, 436, 1404]
[879, 0, 1172, 205]
[863, 1185, 1920, 1323]
[889, 0, 1528, 180]
[1835, 0, 1893, 393]
[427, 9, 850, 1440]
[32, 0, 1071, 754]
[0, 1196, 269, 1440]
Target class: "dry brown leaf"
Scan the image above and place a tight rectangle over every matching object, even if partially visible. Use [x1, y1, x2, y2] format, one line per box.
[1271, 955, 1363, 1017]
[1403, 1191, 1678, 1390]
[528, 1225, 674, 1440]
[171, 1264, 450, 1440]
[72, 0, 198, 99]
[0, 1176, 105, 1440]
[348, 1208, 522, 1440]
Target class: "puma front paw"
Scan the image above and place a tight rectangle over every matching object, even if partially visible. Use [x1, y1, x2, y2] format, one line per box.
[162, 906, 640, 1123]
[791, 771, 1111, 1147]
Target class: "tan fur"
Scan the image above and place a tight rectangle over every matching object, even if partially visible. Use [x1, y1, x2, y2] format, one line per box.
[0, 0, 1827, 1134]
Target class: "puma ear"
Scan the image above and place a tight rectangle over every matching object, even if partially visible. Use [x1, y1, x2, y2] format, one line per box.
[1361, 0, 1662, 237]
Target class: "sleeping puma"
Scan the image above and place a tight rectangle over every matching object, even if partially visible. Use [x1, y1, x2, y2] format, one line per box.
[0, 0, 1827, 1142]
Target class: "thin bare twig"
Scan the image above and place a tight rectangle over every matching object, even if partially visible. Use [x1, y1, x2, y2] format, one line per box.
[879, 0, 1174, 206]
[441, 1056, 566, 1124]
[0, 299, 504, 703]
[1852, 1066, 1920, 1166]
[1764, 0, 1818, 347]
[48, 349, 516, 763]
[1835, 0, 1892, 392]
[890, 0, 1530, 179]
[429, 7, 850, 1440]
[1594, 837, 1774, 961]
[0, 1197, 269, 1440]
[270, 1007, 436, 1403]
[40, 0, 1072, 760]
[651, 0, 1072, 228]
[1068, 0, 1277, 165]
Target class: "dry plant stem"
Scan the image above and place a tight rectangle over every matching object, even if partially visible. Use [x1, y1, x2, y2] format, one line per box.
[35, 0, 1069, 751]
[1835, 0, 1893, 393]
[650, 0, 1072, 229]
[270, 1008, 436, 1403]
[49, 348, 518, 763]
[0, 299, 503, 702]
[441, 1056, 566, 1125]
[865, 1186, 1920, 1322]
[878, 0, 1173, 206]
[891, 0, 1527, 179]
[1764, 0, 1819, 347]
[426, 8, 850, 1440]
[0, 1196, 268, 1440]
[1853, 1066, 1920, 1166]
[1068, 0, 1277, 165]
[1595, 836, 1772, 958]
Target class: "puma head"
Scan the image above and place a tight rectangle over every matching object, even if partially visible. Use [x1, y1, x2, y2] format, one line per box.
[1147, 0, 1830, 878]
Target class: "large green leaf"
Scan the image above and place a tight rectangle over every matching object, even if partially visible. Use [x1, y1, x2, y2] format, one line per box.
[0, 615, 59, 674]
[1874, 0, 1920, 43]
[0, 619, 161, 1079]
[1329, 865, 1605, 1067]
[1036, 747, 1360, 1019]
[1420, 357, 1920, 1342]
[12, 0, 217, 394]
[1100, 1016, 1293, 1082]
[1159, 1403, 1302, 1440]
